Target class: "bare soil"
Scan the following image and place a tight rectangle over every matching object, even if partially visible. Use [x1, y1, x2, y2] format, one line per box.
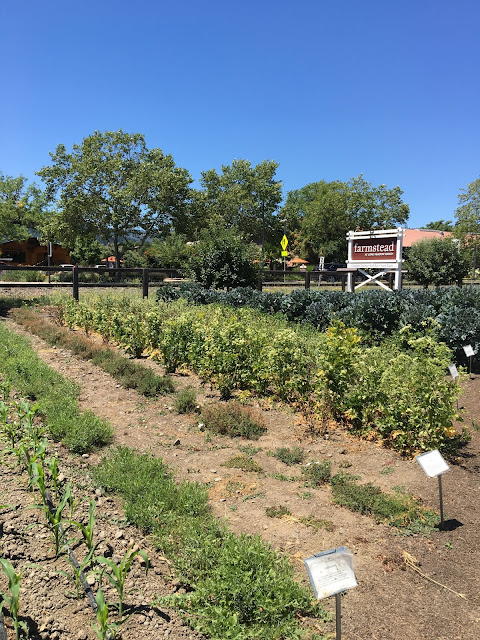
[1, 301, 480, 640]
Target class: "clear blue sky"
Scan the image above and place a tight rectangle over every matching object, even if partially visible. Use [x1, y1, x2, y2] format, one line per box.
[1, 0, 479, 228]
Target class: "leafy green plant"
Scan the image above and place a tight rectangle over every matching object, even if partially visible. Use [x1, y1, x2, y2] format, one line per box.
[301, 460, 332, 487]
[269, 446, 305, 466]
[201, 402, 267, 440]
[174, 386, 197, 414]
[96, 547, 149, 617]
[0, 558, 28, 640]
[71, 499, 97, 551]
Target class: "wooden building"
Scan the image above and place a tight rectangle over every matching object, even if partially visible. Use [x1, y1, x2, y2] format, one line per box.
[0, 238, 71, 266]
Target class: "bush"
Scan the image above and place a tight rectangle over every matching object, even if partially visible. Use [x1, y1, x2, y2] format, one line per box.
[185, 226, 259, 290]
[405, 237, 470, 287]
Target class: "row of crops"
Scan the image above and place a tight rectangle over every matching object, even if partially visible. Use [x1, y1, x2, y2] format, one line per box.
[58, 294, 466, 456]
[157, 283, 480, 366]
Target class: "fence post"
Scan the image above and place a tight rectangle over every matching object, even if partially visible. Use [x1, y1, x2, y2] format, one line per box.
[142, 269, 149, 299]
[256, 274, 263, 292]
[304, 271, 311, 290]
[72, 266, 79, 301]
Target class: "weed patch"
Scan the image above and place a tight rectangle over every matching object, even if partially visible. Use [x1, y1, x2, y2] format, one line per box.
[301, 460, 332, 487]
[265, 505, 291, 518]
[201, 401, 267, 440]
[269, 446, 305, 466]
[222, 455, 263, 472]
[174, 386, 197, 414]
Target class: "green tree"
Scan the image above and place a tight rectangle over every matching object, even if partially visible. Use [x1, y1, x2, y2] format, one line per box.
[199, 159, 283, 247]
[146, 232, 190, 268]
[0, 173, 45, 242]
[68, 235, 104, 266]
[455, 176, 480, 276]
[405, 237, 469, 288]
[36, 130, 193, 267]
[423, 219, 454, 231]
[282, 175, 409, 262]
[186, 225, 259, 289]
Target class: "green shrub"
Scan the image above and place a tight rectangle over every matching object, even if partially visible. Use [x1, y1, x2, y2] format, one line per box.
[174, 386, 197, 413]
[201, 402, 267, 440]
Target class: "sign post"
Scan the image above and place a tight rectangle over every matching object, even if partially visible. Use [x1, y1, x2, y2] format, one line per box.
[416, 449, 450, 529]
[281, 235, 288, 283]
[304, 547, 357, 640]
[448, 363, 460, 409]
[463, 344, 476, 378]
[346, 228, 404, 293]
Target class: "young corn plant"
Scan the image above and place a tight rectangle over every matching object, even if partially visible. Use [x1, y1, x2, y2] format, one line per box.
[71, 499, 97, 552]
[91, 588, 121, 640]
[0, 559, 28, 640]
[96, 547, 149, 618]
[19, 439, 48, 489]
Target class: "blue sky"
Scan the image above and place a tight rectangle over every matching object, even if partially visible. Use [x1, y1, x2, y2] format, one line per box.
[1, 0, 479, 228]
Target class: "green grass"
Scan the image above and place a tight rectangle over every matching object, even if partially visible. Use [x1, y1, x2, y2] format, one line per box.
[0, 323, 113, 453]
[301, 460, 332, 487]
[93, 447, 325, 640]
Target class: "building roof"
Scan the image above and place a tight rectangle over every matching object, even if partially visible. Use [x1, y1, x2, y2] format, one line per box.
[402, 228, 453, 248]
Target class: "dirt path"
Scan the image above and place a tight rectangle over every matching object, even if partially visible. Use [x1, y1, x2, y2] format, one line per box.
[2, 313, 480, 640]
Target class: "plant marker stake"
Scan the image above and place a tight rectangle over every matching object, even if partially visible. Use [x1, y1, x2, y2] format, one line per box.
[416, 450, 449, 530]
[438, 474, 444, 530]
[335, 592, 342, 640]
[304, 547, 357, 640]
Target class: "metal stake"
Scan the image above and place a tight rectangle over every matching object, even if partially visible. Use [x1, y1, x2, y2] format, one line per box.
[438, 474, 444, 530]
[336, 592, 342, 640]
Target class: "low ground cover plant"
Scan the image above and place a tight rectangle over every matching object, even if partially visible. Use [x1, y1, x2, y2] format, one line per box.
[0, 324, 113, 453]
[330, 473, 439, 535]
[174, 386, 197, 413]
[93, 447, 325, 640]
[269, 446, 306, 466]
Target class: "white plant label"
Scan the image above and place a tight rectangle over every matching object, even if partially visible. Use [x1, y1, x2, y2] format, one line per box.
[416, 449, 450, 478]
[304, 547, 357, 600]
[463, 345, 475, 358]
[448, 364, 459, 380]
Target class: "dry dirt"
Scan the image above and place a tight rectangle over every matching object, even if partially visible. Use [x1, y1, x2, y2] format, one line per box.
[1, 299, 480, 640]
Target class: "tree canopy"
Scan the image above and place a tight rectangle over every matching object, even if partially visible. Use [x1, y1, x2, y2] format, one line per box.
[281, 175, 409, 262]
[199, 159, 283, 243]
[0, 173, 45, 242]
[36, 130, 193, 265]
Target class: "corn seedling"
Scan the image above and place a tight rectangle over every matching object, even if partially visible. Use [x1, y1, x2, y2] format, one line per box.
[91, 588, 121, 640]
[58, 545, 98, 600]
[0, 559, 28, 640]
[19, 439, 48, 489]
[71, 499, 97, 551]
[96, 547, 149, 618]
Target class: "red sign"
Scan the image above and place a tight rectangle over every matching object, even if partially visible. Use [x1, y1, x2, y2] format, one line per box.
[351, 237, 397, 261]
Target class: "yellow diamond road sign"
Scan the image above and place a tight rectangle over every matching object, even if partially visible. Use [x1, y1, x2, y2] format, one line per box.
[281, 235, 288, 250]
